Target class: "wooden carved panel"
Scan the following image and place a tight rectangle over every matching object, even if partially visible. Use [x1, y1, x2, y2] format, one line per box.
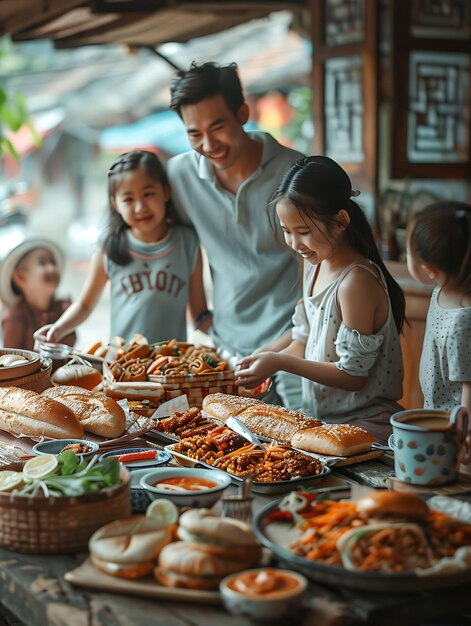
[392, 0, 471, 178]
[325, 0, 365, 45]
[411, 0, 470, 38]
[408, 52, 469, 163]
[324, 55, 364, 161]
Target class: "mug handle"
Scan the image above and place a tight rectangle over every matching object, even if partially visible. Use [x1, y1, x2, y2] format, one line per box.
[387, 434, 396, 451]
[450, 406, 471, 465]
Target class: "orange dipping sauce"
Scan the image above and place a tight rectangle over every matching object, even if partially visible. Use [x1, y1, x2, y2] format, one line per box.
[153, 476, 219, 492]
[228, 568, 301, 598]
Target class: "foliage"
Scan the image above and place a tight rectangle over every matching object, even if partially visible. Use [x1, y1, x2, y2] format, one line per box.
[0, 44, 40, 159]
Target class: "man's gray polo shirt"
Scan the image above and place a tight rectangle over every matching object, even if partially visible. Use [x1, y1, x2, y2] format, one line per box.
[167, 131, 302, 357]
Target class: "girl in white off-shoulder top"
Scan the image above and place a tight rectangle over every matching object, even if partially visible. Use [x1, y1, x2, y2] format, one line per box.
[236, 156, 405, 444]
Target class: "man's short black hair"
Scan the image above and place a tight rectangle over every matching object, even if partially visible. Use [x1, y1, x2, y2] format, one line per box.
[170, 62, 245, 118]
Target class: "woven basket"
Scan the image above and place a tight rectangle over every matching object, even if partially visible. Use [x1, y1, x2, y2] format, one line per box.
[0, 469, 131, 554]
[0, 359, 52, 393]
[0, 348, 51, 393]
[148, 370, 237, 408]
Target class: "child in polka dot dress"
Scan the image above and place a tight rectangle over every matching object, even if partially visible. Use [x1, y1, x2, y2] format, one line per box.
[407, 201, 471, 413]
[236, 157, 406, 444]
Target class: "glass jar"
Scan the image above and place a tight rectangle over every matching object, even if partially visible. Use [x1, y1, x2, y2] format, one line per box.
[37, 342, 70, 373]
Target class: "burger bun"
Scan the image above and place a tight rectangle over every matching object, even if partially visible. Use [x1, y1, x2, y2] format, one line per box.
[89, 516, 172, 579]
[155, 541, 246, 590]
[177, 508, 261, 561]
[356, 490, 430, 521]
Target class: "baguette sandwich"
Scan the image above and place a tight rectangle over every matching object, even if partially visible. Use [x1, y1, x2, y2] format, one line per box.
[0, 386, 83, 439]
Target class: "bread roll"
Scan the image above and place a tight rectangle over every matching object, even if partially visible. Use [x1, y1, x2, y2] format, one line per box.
[104, 381, 164, 401]
[0, 386, 83, 439]
[291, 424, 374, 456]
[155, 541, 242, 590]
[89, 516, 171, 579]
[42, 386, 126, 438]
[51, 363, 102, 390]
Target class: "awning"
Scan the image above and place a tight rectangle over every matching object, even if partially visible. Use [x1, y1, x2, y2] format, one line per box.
[99, 110, 190, 155]
[0, 1, 307, 49]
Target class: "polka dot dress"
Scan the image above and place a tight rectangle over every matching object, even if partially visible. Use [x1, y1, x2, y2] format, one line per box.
[420, 287, 471, 410]
[292, 261, 404, 421]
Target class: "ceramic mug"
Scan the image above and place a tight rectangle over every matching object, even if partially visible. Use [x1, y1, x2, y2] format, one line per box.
[389, 406, 470, 485]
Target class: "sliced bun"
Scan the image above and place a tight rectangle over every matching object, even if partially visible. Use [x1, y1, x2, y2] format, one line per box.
[0, 386, 83, 439]
[155, 541, 239, 589]
[51, 363, 102, 390]
[356, 491, 430, 521]
[42, 387, 126, 438]
[89, 516, 172, 565]
[291, 424, 374, 456]
[178, 508, 259, 548]
[91, 554, 154, 579]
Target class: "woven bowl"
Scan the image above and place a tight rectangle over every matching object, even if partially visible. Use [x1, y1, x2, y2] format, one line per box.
[0, 468, 131, 554]
[0, 348, 41, 381]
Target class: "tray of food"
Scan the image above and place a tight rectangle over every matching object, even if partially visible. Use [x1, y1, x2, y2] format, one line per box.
[253, 489, 471, 592]
[165, 424, 330, 494]
[146, 407, 223, 446]
[202, 393, 384, 467]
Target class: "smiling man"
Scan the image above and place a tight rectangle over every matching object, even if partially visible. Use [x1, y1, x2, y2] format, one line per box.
[167, 62, 304, 409]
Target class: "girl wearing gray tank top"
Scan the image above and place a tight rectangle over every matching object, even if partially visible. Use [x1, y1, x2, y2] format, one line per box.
[235, 156, 406, 443]
[37, 150, 210, 345]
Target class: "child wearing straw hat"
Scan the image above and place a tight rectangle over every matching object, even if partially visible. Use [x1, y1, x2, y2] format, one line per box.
[0, 239, 76, 350]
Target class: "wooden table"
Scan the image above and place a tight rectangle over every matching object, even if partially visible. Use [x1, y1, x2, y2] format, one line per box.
[1, 458, 471, 626]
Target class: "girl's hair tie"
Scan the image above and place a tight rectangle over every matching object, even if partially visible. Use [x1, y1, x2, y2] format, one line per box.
[350, 189, 361, 197]
[456, 209, 466, 219]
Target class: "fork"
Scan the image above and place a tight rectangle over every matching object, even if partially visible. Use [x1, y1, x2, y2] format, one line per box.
[221, 474, 254, 523]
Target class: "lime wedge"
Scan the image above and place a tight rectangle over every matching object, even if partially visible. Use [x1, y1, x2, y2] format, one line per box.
[23, 454, 58, 481]
[146, 498, 178, 525]
[0, 470, 23, 492]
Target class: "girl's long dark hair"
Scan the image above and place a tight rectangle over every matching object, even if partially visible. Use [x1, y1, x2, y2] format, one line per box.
[410, 201, 471, 296]
[103, 150, 175, 265]
[273, 156, 406, 332]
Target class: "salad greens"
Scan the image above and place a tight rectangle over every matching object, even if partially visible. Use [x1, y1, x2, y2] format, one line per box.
[17, 451, 120, 497]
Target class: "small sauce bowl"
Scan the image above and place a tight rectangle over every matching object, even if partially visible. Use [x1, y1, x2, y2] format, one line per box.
[139, 467, 231, 508]
[220, 567, 307, 622]
[32, 439, 99, 458]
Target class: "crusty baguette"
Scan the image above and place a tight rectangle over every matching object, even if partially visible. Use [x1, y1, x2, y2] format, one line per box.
[201, 393, 263, 420]
[234, 407, 323, 443]
[42, 387, 126, 438]
[0, 386, 83, 439]
[291, 424, 374, 456]
[202, 393, 323, 442]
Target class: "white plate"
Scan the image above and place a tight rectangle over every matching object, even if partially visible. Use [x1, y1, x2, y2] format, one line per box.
[100, 447, 171, 469]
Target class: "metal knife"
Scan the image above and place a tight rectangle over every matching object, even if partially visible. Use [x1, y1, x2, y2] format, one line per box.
[226, 416, 265, 449]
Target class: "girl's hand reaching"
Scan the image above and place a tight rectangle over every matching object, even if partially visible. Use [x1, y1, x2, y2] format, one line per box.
[35, 323, 62, 344]
[235, 352, 279, 389]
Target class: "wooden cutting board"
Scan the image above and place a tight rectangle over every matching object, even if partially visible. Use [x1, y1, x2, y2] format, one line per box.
[65, 558, 220, 604]
[334, 448, 385, 467]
